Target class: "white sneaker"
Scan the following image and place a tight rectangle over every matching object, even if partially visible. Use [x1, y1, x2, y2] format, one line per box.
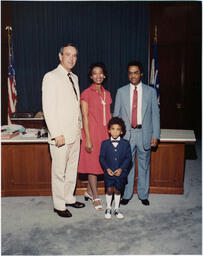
[105, 208, 112, 219]
[114, 209, 124, 219]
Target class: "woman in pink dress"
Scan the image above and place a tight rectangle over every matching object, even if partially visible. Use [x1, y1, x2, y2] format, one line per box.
[78, 63, 112, 210]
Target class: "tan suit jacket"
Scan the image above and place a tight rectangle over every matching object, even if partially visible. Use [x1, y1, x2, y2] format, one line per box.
[42, 64, 81, 145]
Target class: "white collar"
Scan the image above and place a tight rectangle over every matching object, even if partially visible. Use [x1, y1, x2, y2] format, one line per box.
[58, 64, 73, 76]
[130, 81, 142, 89]
[110, 136, 121, 141]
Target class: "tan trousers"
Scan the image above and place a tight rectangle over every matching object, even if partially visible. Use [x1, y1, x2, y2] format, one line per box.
[49, 131, 80, 211]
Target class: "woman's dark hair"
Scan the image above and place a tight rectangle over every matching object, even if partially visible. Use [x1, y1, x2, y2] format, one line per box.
[88, 62, 108, 81]
[107, 117, 126, 137]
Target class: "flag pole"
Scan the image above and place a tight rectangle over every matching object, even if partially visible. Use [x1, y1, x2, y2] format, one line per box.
[154, 25, 158, 42]
[150, 25, 160, 105]
[6, 26, 18, 124]
[6, 26, 12, 66]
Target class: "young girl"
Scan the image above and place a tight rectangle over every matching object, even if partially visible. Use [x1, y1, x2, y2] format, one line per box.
[78, 63, 112, 210]
[99, 117, 132, 219]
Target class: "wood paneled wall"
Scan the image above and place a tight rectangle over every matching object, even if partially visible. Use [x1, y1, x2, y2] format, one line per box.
[150, 2, 201, 137]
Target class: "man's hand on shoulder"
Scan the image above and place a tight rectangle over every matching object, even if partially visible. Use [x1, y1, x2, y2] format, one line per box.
[55, 135, 65, 147]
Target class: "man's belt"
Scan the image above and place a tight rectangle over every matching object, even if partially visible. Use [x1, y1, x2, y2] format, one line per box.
[132, 124, 142, 129]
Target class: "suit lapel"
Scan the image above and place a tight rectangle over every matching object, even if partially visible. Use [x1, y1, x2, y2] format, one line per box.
[108, 140, 115, 151]
[124, 84, 131, 122]
[56, 65, 80, 101]
[117, 138, 123, 151]
[56, 65, 69, 86]
[142, 84, 148, 120]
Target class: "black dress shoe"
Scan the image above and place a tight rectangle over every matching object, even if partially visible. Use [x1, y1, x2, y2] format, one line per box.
[66, 201, 85, 208]
[120, 199, 129, 205]
[54, 208, 72, 217]
[141, 199, 150, 206]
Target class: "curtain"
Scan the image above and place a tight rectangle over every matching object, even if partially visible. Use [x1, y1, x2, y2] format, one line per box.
[12, 1, 149, 113]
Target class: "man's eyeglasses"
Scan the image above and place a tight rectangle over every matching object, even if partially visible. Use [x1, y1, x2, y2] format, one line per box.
[128, 71, 141, 75]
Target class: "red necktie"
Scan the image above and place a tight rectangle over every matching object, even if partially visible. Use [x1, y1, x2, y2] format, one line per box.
[131, 86, 138, 128]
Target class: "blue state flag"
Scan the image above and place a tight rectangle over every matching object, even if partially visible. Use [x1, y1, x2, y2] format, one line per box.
[150, 39, 160, 105]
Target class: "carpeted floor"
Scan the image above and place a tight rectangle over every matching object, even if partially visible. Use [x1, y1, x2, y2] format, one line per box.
[1, 141, 202, 255]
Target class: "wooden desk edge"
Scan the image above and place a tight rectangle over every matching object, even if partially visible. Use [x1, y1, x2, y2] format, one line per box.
[160, 139, 196, 143]
[2, 139, 196, 144]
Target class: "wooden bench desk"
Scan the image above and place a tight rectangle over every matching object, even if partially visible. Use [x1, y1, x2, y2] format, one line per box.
[1, 129, 196, 197]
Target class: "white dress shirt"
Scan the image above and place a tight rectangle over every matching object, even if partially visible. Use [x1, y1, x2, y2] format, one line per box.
[111, 136, 121, 148]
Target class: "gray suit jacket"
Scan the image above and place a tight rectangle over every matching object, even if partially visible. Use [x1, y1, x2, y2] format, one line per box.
[114, 83, 160, 150]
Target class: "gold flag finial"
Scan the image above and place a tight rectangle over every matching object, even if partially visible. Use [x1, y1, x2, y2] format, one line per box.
[6, 26, 12, 32]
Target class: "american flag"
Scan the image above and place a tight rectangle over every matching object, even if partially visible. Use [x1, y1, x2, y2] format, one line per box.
[8, 32, 17, 124]
[150, 35, 160, 105]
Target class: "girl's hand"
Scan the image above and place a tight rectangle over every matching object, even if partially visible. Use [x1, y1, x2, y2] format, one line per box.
[114, 168, 122, 176]
[85, 139, 93, 153]
[107, 168, 114, 176]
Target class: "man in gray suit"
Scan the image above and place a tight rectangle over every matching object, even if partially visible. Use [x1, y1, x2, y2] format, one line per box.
[114, 61, 160, 206]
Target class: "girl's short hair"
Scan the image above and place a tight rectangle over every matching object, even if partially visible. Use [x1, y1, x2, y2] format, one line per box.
[108, 117, 126, 136]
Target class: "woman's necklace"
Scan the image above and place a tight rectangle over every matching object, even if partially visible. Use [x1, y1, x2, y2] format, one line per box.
[99, 90, 106, 126]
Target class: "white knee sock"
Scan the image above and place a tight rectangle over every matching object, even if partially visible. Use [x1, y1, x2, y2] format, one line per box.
[114, 194, 121, 210]
[106, 194, 112, 209]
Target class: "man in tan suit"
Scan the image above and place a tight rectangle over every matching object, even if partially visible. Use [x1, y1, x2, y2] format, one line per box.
[42, 44, 85, 218]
